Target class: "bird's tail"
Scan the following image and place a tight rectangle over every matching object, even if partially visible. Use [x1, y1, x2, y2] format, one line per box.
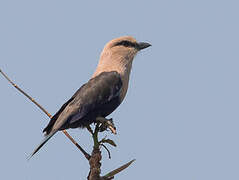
[28, 130, 57, 160]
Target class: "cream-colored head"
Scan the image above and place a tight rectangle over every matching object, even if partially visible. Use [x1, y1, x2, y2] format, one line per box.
[93, 36, 151, 77]
[92, 36, 151, 100]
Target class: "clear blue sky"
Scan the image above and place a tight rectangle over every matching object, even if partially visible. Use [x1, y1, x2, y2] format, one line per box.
[1, 0, 239, 179]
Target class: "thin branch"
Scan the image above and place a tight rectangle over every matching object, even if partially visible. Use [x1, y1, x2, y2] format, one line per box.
[87, 125, 94, 135]
[101, 144, 111, 159]
[102, 159, 136, 179]
[0, 68, 90, 160]
[63, 130, 91, 160]
[0, 69, 51, 117]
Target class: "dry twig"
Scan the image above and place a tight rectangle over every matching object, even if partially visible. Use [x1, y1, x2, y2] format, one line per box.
[0, 69, 90, 160]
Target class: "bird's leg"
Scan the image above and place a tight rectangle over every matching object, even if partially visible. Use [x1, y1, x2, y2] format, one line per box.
[96, 117, 117, 134]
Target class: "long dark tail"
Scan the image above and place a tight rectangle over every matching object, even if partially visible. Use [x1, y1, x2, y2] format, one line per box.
[28, 130, 57, 160]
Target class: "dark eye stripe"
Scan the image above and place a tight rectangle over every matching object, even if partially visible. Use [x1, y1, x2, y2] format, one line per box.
[114, 40, 138, 48]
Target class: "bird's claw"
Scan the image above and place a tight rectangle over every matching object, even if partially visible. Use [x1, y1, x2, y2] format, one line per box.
[96, 117, 117, 134]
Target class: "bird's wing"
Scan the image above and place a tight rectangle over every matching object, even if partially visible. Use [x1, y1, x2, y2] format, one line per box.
[67, 71, 122, 125]
[44, 71, 122, 134]
[43, 85, 85, 134]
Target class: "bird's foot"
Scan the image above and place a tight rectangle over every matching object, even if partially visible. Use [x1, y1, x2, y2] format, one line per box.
[96, 117, 117, 134]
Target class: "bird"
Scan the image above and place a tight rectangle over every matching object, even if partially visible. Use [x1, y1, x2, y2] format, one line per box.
[30, 36, 151, 158]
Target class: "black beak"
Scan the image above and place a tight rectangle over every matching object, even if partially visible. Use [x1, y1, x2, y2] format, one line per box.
[137, 42, 151, 50]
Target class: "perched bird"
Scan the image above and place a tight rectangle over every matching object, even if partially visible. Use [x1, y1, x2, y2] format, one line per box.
[30, 36, 151, 158]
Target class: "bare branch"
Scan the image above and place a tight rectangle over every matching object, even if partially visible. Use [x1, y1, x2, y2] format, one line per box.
[101, 144, 111, 159]
[63, 130, 91, 160]
[0, 69, 51, 117]
[0, 69, 90, 160]
[87, 125, 94, 135]
[102, 159, 136, 179]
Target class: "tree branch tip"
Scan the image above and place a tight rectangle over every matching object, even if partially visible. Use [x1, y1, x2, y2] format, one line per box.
[101, 144, 111, 159]
[102, 159, 136, 178]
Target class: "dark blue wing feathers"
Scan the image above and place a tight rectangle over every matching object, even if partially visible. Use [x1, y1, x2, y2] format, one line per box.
[43, 71, 122, 134]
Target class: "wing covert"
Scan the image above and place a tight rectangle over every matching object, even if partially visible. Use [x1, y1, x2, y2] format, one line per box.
[68, 71, 122, 124]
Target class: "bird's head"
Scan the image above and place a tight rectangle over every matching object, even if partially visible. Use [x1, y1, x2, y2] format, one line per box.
[93, 36, 151, 77]
[103, 36, 151, 62]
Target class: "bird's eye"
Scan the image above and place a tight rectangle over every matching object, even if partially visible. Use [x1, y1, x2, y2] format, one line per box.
[114, 41, 137, 48]
[121, 41, 130, 47]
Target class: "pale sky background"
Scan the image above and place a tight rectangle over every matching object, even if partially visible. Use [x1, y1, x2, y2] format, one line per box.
[1, 0, 239, 179]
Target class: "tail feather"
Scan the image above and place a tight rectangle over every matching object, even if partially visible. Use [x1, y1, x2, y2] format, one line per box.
[28, 131, 57, 160]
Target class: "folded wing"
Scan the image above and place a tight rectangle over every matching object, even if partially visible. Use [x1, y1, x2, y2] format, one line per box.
[43, 71, 123, 135]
